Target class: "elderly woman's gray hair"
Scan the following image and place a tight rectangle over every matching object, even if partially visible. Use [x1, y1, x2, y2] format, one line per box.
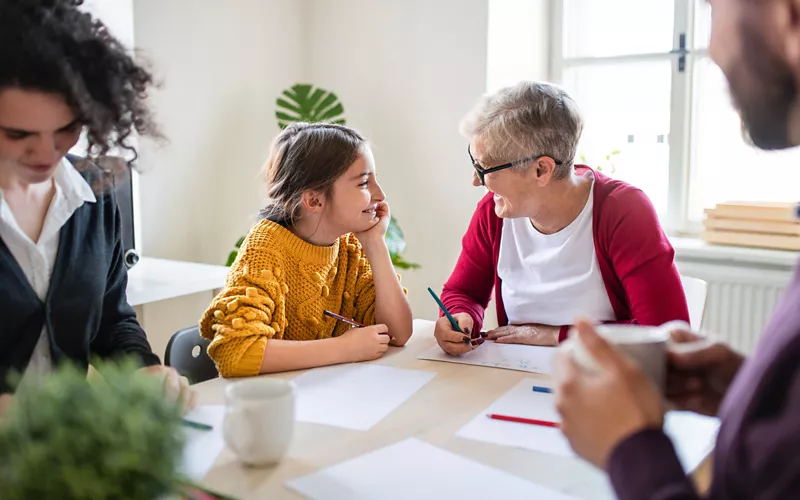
[460, 81, 583, 180]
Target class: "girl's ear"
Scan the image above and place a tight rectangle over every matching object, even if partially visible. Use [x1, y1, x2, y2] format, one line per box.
[301, 190, 325, 214]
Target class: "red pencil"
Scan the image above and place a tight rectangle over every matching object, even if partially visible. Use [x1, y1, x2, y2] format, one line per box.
[487, 414, 560, 428]
[323, 310, 365, 328]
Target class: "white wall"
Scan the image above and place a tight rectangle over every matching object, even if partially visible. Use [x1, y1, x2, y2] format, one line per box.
[130, 0, 306, 348]
[131, 0, 552, 327]
[487, 0, 551, 91]
[133, 0, 306, 265]
[78, 0, 144, 250]
[305, 0, 489, 319]
[81, 0, 135, 47]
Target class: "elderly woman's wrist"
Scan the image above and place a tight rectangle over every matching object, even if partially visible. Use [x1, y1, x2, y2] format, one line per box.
[533, 325, 560, 346]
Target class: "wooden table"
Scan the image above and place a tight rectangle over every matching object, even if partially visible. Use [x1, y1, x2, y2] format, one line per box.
[195, 320, 710, 499]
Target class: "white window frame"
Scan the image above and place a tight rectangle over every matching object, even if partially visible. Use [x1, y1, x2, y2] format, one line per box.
[549, 0, 709, 235]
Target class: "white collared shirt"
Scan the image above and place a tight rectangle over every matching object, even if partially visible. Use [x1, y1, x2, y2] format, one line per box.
[0, 158, 96, 376]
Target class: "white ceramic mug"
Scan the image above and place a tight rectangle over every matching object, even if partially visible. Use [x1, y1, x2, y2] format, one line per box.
[560, 321, 691, 391]
[223, 378, 295, 467]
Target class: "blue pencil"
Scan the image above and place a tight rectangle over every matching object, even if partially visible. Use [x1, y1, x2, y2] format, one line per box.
[427, 287, 469, 344]
[532, 386, 552, 394]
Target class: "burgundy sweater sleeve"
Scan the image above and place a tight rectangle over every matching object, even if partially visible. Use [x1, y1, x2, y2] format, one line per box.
[609, 429, 699, 500]
[604, 188, 690, 327]
[441, 194, 496, 333]
[557, 185, 690, 342]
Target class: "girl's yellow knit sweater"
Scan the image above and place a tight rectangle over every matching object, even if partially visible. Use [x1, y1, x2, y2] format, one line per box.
[199, 220, 387, 378]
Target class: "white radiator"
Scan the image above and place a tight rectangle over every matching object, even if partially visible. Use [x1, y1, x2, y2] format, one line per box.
[676, 259, 795, 354]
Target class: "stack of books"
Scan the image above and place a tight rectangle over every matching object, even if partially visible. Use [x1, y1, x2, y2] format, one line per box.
[702, 202, 800, 251]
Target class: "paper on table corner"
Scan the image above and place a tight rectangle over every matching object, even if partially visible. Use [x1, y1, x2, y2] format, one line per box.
[456, 378, 720, 473]
[285, 437, 579, 500]
[181, 404, 227, 482]
[293, 364, 437, 431]
[418, 340, 556, 374]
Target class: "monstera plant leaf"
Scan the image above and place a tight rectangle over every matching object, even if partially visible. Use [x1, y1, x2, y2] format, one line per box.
[276, 84, 346, 129]
[386, 216, 420, 270]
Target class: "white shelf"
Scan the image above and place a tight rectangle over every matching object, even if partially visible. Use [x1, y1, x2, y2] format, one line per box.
[670, 236, 799, 269]
[126, 257, 229, 307]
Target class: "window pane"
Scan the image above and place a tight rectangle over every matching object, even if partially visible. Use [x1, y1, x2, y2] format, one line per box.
[688, 58, 800, 220]
[563, 61, 672, 214]
[563, 0, 675, 58]
[693, 0, 712, 50]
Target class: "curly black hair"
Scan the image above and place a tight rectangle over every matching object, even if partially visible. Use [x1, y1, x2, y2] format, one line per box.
[0, 0, 160, 162]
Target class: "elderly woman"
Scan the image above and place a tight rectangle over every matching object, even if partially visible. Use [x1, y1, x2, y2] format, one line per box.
[435, 81, 689, 355]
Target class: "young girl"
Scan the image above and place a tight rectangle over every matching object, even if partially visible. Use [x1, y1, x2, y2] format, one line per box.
[200, 123, 413, 377]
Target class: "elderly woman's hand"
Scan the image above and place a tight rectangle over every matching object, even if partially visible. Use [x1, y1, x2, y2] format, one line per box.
[434, 313, 483, 356]
[553, 320, 664, 469]
[486, 324, 560, 346]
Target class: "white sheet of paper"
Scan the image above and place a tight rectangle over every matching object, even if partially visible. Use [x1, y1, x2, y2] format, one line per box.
[457, 378, 720, 472]
[457, 378, 573, 456]
[664, 410, 721, 472]
[181, 405, 226, 481]
[293, 364, 436, 431]
[418, 340, 556, 374]
[286, 438, 578, 500]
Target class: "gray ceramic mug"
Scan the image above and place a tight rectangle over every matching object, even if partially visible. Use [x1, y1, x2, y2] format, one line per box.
[559, 321, 691, 391]
[223, 378, 296, 467]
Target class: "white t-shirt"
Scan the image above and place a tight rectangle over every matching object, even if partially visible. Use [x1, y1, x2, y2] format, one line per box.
[0, 159, 96, 378]
[497, 175, 616, 326]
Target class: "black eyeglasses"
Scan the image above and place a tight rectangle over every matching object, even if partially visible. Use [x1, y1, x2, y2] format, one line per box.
[468, 145, 562, 186]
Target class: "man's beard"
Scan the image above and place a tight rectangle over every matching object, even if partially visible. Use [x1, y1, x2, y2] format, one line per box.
[726, 21, 798, 150]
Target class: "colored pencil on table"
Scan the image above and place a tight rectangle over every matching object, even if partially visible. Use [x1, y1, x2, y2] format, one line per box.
[532, 386, 552, 394]
[182, 482, 240, 500]
[427, 287, 469, 344]
[181, 419, 213, 431]
[324, 310, 365, 328]
[487, 413, 560, 428]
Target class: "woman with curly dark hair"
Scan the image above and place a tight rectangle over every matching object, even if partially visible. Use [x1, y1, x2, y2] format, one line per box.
[0, 0, 194, 412]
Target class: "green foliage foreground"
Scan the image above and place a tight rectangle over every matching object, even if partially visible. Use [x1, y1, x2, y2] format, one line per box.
[0, 361, 185, 500]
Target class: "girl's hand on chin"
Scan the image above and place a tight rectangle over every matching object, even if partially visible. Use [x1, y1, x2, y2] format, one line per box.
[356, 201, 391, 249]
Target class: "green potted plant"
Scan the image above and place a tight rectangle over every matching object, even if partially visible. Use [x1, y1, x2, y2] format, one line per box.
[0, 361, 196, 500]
[227, 84, 420, 270]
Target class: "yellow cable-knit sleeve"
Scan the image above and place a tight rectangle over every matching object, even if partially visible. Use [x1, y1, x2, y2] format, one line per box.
[352, 253, 376, 326]
[199, 262, 288, 378]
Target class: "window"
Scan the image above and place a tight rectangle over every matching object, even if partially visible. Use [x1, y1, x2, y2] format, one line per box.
[552, 0, 800, 234]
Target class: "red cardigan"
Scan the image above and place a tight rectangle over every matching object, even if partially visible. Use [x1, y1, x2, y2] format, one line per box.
[441, 167, 690, 341]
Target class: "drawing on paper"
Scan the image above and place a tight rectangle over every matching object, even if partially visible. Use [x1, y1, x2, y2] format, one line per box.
[417, 341, 555, 375]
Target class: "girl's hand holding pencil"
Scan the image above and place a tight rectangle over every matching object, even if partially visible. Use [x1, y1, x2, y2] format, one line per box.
[336, 324, 392, 362]
[324, 310, 392, 363]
